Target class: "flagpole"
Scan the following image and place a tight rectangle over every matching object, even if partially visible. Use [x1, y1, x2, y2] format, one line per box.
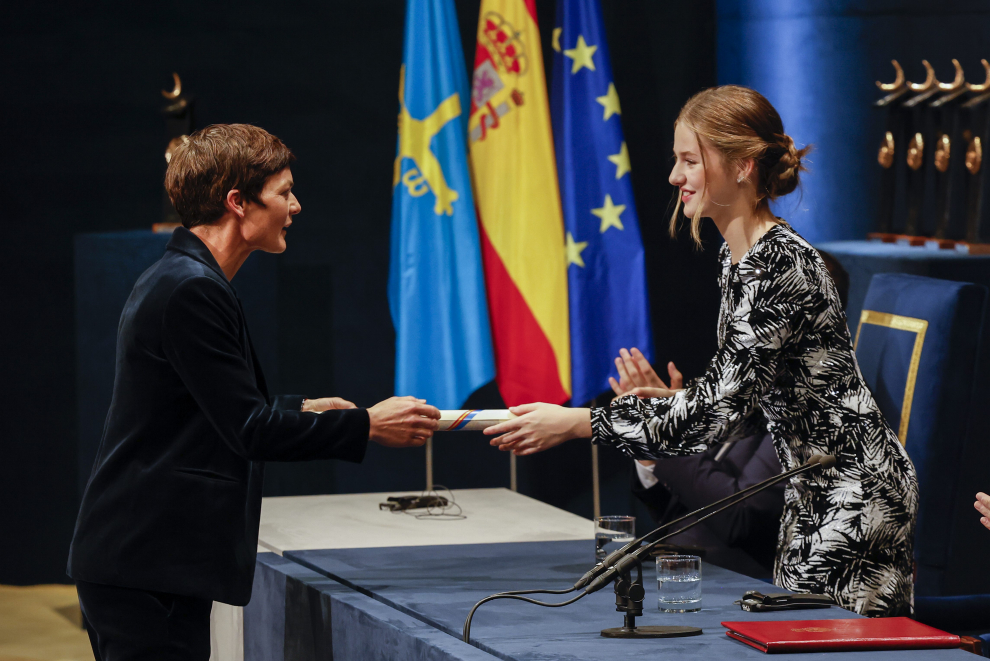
[591, 442, 601, 520]
[510, 453, 517, 492]
[426, 438, 434, 492]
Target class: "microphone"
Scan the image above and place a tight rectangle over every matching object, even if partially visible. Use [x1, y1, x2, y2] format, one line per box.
[571, 453, 832, 591]
[462, 454, 836, 642]
[584, 454, 836, 596]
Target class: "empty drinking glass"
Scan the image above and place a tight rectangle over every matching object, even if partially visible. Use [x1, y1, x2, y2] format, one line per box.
[595, 515, 635, 562]
[656, 554, 702, 612]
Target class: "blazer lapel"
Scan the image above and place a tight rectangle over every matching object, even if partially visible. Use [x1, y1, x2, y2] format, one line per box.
[167, 227, 271, 403]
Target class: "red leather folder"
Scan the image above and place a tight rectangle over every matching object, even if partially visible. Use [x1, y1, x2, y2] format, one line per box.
[720, 617, 960, 653]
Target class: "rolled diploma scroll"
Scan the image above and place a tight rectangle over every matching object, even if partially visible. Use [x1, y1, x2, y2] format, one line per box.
[437, 409, 516, 431]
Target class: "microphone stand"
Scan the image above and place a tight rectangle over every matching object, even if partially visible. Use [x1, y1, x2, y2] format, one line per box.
[491, 453, 829, 600]
[462, 454, 835, 643]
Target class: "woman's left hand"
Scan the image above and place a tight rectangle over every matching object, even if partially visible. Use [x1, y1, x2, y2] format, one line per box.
[609, 349, 684, 398]
[484, 403, 592, 456]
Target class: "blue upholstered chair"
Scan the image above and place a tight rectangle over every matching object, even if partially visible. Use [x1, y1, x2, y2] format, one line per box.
[854, 273, 990, 631]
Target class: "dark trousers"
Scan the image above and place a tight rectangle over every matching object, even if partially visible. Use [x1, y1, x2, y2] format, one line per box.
[76, 579, 213, 661]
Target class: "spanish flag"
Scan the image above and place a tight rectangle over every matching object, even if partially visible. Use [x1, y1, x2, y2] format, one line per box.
[469, 0, 570, 406]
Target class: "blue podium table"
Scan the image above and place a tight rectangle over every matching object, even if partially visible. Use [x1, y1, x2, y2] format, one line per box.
[244, 540, 970, 660]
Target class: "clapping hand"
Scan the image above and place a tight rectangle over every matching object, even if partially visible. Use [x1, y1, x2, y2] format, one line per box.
[976, 492, 990, 531]
[608, 348, 683, 399]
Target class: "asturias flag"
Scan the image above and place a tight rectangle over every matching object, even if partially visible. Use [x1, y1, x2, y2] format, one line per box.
[470, 0, 571, 406]
[551, 0, 652, 405]
[388, 0, 495, 409]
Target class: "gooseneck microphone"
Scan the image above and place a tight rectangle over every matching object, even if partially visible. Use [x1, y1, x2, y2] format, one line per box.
[462, 453, 836, 643]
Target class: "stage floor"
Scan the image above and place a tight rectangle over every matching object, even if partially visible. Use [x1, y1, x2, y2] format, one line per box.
[0, 584, 93, 661]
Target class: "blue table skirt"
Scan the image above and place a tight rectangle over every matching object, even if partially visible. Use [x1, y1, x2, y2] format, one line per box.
[267, 540, 969, 660]
[245, 553, 497, 661]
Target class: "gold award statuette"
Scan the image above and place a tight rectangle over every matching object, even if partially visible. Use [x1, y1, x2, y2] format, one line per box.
[907, 133, 925, 171]
[437, 410, 517, 431]
[935, 133, 951, 173]
[966, 135, 982, 175]
[878, 131, 895, 169]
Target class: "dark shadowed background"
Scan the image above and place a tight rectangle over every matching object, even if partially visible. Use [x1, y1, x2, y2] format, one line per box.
[0, 0, 719, 584]
[4, 0, 988, 585]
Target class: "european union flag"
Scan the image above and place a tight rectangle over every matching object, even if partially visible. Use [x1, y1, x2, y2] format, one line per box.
[388, 0, 494, 409]
[551, 0, 653, 406]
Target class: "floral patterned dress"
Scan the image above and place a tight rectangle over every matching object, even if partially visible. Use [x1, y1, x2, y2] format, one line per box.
[592, 223, 918, 616]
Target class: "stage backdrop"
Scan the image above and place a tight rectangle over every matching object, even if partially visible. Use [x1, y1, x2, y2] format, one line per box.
[717, 0, 990, 243]
[0, 0, 720, 585]
[20, 0, 990, 587]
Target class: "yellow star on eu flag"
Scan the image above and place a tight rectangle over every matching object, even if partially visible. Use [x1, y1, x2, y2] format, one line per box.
[566, 232, 589, 267]
[608, 142, 631, 180]
[552, 27, 562, 53]
[596, 83, 621, 120]
[592, 194, 626, 233]
[564, 35, 597, 74]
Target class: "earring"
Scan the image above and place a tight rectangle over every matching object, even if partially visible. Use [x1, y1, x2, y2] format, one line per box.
[737, 175, 745, 183]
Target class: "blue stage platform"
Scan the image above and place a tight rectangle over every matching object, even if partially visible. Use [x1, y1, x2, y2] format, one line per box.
[243, 540, 971, 660]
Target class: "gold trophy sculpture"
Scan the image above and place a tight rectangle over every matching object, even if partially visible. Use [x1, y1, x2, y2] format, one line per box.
[961, 60, 990, 247]
[901, 60, 939, 239]
[927, 60, 968, 242]
[153, 73, 195, 233]
[869, 59, 990, 253]
[873, 60, 911, 237]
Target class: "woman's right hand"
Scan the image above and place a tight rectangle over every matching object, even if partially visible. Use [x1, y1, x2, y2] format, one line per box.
[609, 348, 683, 397]
[483, 403, 591, 456]
[367, 396, 440, 448]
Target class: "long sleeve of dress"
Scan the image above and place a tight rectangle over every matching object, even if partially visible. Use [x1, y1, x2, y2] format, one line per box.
[592, 249, 813, 460]
[594, 224, 917, 617]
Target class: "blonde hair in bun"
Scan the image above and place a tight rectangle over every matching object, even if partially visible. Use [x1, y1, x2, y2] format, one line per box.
[670, 85, 812, 246]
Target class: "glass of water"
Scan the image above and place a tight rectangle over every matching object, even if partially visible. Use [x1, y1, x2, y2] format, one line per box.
[656, 554, 702, 612]
[595, 515, 635, 562]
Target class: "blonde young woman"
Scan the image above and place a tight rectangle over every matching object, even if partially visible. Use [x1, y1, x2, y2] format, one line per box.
[485, 86, 919, 617]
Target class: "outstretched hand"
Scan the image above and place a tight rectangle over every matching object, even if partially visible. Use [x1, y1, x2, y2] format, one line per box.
[609, 348, 683, 398]
[367, 396, 440, 448]
[977, 492, 990, 531]
[483, 403, 592, 456]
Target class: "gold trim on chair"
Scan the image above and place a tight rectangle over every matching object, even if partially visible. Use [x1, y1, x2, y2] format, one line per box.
[854, 310, 928, 446]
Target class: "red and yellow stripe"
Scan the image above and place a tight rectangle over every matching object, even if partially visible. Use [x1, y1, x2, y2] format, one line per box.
[469, 0, 570, 406]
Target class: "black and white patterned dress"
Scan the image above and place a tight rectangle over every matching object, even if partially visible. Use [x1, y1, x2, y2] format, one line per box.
[592, 223, 918, 617]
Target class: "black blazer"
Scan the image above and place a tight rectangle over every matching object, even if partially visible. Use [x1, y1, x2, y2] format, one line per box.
[68, 228, 369, 605]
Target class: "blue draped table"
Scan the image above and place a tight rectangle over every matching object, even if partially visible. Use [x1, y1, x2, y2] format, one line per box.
[244, 540, 971, 660]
